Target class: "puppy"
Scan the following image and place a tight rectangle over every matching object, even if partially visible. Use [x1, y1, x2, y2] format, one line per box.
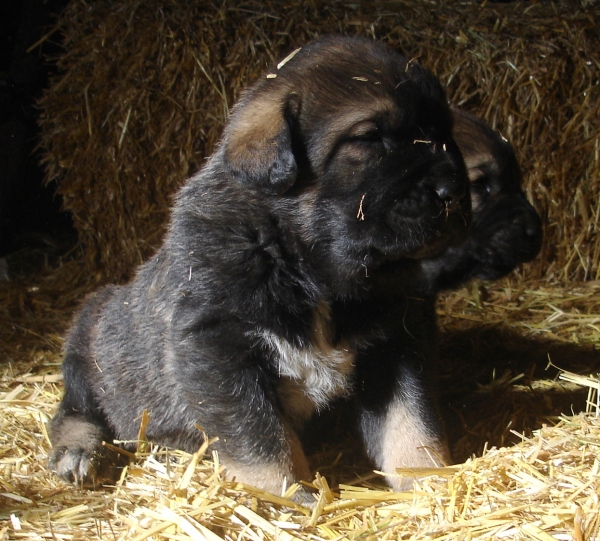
[358, 109, 542, 488]
[422, 108, 543, 289]
[48, 36, 472, 498]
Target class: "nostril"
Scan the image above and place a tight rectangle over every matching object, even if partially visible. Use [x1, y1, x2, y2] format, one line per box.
[524, 217, 543, 240]
[516, 207, 542, 239]
[435, 181, 466, 211]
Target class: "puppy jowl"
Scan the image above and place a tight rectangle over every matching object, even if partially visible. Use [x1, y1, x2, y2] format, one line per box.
[48, 36, 471, 499]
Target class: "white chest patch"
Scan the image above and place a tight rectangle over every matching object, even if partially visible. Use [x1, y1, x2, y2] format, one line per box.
[258, 303, 355, 423]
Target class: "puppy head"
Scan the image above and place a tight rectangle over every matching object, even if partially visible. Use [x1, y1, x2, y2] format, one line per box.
[223, 36, 472, 276]
[450, 108, 543, 280]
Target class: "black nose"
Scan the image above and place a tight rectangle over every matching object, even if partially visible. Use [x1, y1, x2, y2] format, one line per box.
[521, 205, 543, 255]
[435, 178, 467, 212]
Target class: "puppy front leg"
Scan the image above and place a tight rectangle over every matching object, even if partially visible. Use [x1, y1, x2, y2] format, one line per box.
[48, 411, 127, 486]
[48, 351, 127, 486]
[170, 333, 313, 500]
[221, 422, 311, 498]
[356, 344, 449, 491]
[360, 386, 450, 491]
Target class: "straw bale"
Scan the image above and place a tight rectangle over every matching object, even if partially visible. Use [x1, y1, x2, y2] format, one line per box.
[38, 0, 599, 283]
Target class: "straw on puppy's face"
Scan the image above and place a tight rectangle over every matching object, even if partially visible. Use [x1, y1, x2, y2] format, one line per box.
[223, 37, 471, 280]
[48, 36, 471, 499]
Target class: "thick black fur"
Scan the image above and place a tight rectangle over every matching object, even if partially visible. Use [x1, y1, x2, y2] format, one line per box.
[48, 36, 472, 497]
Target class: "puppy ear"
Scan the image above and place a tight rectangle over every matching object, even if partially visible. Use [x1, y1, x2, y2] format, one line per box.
[451, 108, 496, 175]
[223, 93, 299, 195]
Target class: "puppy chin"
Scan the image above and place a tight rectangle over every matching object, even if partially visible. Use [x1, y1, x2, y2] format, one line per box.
[407, 241, 457, 260]
[397, 214, 471, 260]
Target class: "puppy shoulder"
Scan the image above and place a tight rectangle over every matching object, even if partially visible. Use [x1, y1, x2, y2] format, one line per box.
[165, 176, 320, 329]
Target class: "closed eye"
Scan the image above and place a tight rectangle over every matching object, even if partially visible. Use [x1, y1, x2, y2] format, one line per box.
[348, 131, 381, 143]
[344, 121, 386, 146]
[329, 120, 389, 167]
[342, 134, 389, 165]
[344, 130, 388, 152]
[472, 176, 492, 195]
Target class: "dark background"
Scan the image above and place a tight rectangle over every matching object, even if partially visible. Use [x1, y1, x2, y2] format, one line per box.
[0, 0, 73, 261]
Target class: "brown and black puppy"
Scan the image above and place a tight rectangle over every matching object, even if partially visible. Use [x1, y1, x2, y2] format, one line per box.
[48, 36, 472, 498]
[358, 109, 542, 489]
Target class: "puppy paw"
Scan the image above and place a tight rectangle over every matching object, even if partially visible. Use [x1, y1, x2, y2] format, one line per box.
[49, 445, 100, 485]
[49, 444, 124, 487]
[288, 485, 318, 508]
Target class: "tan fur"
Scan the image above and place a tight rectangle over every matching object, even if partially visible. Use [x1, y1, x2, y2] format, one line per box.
[378, 397, 451, 491]
[451, 108, 505, 210]
[224, 93, 289, 172]
[50, 416, 105, 449]
[224, 426, 310, 495]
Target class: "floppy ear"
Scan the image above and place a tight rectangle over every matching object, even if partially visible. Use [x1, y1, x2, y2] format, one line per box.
[223, 92, 299, 195]
[451, 109, 493, 177]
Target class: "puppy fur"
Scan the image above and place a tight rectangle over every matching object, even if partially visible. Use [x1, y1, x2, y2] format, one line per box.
[48, 36, 474, 497]
[362, 108, 542, 489]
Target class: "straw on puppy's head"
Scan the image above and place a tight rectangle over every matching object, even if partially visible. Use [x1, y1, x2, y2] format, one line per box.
[222, 37, 472, 270]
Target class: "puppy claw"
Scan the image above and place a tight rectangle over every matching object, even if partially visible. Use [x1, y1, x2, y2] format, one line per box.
[49, 446, 99, 486]
[49, 445, 123, 487]
[288, 486, 317, 508]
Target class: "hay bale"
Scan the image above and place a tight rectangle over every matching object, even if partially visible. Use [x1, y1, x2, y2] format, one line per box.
[38, 0, 600, 283]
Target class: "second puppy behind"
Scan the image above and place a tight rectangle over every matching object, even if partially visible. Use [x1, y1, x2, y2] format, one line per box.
[423, 108, 543, 289]
[359, 108, 543, 487]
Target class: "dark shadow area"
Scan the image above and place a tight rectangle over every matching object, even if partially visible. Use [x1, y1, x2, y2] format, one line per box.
[302, 324, 600, 487]
[0, 0, 75, 271]
[440, 324, 600, 462]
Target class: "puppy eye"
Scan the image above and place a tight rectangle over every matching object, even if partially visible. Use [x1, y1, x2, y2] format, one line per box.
[344, 121, 387, 146]
[337, 122, 389, 163]
[351, 131, 381, 142]
[471, 177, 492, 198]
[346, 131, 387, 151]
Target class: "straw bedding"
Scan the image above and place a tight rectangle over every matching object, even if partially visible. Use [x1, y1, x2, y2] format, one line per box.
[2, 0, 600, 539]
[1, 269, 599, 540]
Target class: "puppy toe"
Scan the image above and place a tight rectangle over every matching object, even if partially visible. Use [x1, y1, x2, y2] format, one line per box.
[49, 446, 99, 486]
[288, 486, 317, 508]
[49, 444, 124, 487]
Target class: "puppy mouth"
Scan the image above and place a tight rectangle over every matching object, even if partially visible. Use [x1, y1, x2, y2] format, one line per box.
[471, 196, 543, 276]
[382, 193, 472, 259]
[472, 224, 542, 281]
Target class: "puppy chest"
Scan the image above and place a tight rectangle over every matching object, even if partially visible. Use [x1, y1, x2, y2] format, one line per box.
[260, 305, 355, 421]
